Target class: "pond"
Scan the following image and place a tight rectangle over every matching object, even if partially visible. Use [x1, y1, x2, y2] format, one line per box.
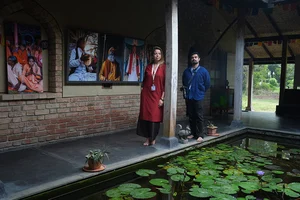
[81, 133, 300, 200]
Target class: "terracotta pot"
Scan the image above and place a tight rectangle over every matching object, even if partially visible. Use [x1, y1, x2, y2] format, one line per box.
[88, 159, 102, 170]
[207, 127, 217, 135]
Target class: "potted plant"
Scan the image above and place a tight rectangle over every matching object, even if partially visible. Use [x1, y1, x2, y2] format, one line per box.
[207, 121, 219, 136]
[83, 149, 109, 172]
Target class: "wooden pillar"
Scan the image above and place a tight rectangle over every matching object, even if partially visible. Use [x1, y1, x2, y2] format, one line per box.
[231, 8, 245, 127]
[276, 38, 288, 115]
[279, 38, 288, 105]
[161, 0, 179, 148]
[246, 60, 254, 111]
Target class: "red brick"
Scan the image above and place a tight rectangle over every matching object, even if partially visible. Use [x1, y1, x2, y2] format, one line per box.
[8, 134, 25, 141]
[35, 131, 48, 137]
[0, 136, 7, 142]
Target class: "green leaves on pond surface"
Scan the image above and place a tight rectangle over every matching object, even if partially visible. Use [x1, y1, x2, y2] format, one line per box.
[189, 188, 211, 198]
[106, 144, 300, 200]
[130, 188, 156, 199]
[149, 178, 169, 186]
[136, 169, 156, 177]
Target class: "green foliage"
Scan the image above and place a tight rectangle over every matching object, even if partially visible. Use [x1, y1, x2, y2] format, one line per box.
[269, 78, 278, 87]
[85, 149, 109, 163]
[105, 142, 300, 200]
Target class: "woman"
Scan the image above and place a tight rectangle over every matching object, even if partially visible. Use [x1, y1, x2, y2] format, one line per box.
[20, 56, 43, 92]
[137, 46, 166, 146]
[68, 54, 96, 81]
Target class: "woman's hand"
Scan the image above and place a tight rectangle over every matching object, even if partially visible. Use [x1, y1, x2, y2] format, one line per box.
[158, 99, 164, 107]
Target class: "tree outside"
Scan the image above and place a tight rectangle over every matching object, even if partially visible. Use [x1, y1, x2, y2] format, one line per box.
[242, 64, 295, 112]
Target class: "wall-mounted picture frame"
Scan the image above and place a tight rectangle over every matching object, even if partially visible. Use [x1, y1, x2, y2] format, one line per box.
[5, 22, 44, 94]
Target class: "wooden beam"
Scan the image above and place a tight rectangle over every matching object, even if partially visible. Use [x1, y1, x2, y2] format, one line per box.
[208, 18, 238, 56]
[244, 57, 295, 65]
[264, 11, 295, 58]
[245, 20, 274, 59]
[245, 47, 254, 59]
[245, 35, 300, 43]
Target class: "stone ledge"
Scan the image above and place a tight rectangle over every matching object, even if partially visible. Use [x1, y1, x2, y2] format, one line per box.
[0, 92, 62, 101]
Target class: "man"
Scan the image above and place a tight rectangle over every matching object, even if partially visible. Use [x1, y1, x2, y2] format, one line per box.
[125, 45, 140, 81]
[99, 47, 121, 81]
[182, 52, 210, 143]
[7, 55, 26, 92]
[69, 37, 93, 76]
[13, 43, 28, 66]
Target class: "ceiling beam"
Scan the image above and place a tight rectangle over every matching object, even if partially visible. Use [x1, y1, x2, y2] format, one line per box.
[245, 47, 254, 59]
[244, 57, 295, 65]
[263, 10, 295, 58]
[245, 35, 300, 42]
[245, 20, 274, 59]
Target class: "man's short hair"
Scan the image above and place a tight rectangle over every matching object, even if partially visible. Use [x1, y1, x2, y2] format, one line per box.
[190, 52, 200, 58]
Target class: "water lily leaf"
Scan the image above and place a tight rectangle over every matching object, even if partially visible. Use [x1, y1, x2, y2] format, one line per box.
[272, 170, 284, 175]
[264, 165, 282, 170]
[170, 174, 190, 182]
[288, 182, 300, 192]
[245, 195, 256, 199]
[187, 171, 196, 176]
[287, 171, 300, 177]
[167, 168, 178, 175]
[200, 179, 215, 188]
[276, 183, 284, 192]
[117, 183, 142, 195]
[149, 178, 169, 186]
[157, 164, 164, 168]
[226, 175, 247, 182]
[220, 185, 239, 194]
[284, 188, 300, 198]
[158, 187, 171, 194]
[109, 197, 123, 200]
[210, 193, 237, 200]
[262, 187, 273, 192]
[241, 189, 252, 194]
[239, 182, 260, 191]
[224, 169, 243, 175]
[219, 161, 227, 165]
[130, 188, 156, 199]
[189, 188, 211, 198]
[136, 169, 156, 177]
[237, 198, 246, 200]
[262, 175, 283, 184]
[289, 149, 300, 154]
[106, 188, 122, 198]
[162, 184, 171, 190]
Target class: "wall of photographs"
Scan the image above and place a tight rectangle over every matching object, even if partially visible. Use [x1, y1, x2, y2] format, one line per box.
[66, 29, 154, 84]
[5, 22, 44, 94]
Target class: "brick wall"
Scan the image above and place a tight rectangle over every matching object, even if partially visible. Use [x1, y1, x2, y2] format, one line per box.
[0, 95, 140, 150]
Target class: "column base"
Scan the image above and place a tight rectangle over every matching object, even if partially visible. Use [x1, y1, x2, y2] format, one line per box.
[159, 137, 179, 149]
[245, 107, 252, 111]
[230, 120, 244, 128]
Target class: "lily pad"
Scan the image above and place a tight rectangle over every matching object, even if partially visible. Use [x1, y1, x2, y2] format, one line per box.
[130, 188, 156, 199]
[136, 169, 156, 177]
[272, 170, 284, 175]
[170, 174, 190, 182]
[264, 165, 282, 170]
[149, 178, 169, 186]
[106, 188, 123, 198]
[189, 188, 211, 198]
[239, 182, 260, 191]
[288, 182, 300, 193]
[284, 188, 300, 198]
[245, 195, 256, 200]
[187, 171, 196, 176]
[118, 183, 142, 194]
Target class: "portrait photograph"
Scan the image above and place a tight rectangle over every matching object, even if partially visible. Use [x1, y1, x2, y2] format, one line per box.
[5, 22, 43, 94]
[67, 29, 98, 83]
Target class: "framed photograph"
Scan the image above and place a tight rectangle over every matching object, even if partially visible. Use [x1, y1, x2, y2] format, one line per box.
[66, 29, 98, 83]
[5, 22, 43, 93]
[123, 38, 145, 82]
[98, 34, 124, 82]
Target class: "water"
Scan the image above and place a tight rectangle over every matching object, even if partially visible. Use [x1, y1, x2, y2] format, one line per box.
[81, 134, 300, 200]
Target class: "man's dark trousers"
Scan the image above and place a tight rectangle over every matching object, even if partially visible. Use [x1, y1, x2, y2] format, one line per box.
[187, 99, 204, 138]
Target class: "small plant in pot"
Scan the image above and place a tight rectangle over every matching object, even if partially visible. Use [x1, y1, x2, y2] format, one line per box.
[207, 121, 219, 136]
[83, 149, 109, 172]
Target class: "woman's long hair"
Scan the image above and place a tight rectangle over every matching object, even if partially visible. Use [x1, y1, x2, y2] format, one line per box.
[152, 46, 165, 65]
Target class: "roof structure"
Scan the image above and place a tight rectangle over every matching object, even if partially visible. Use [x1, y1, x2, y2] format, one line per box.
[211, 0, 300, 64]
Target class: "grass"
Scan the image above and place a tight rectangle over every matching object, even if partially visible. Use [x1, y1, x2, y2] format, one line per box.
[242, 95, 278, 112]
